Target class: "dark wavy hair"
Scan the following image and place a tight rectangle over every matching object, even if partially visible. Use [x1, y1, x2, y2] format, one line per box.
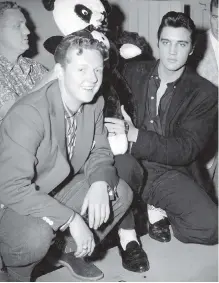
[157, 11, 196, 46]
[54, 30, 109, 67]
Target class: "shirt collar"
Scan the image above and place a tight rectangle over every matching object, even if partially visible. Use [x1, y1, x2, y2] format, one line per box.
[151, 60, 185, 87]
[63, 101, 83, 118]
[0, 54, 32, 75]
[209, 29, 218, 46]
[0, 54, 15, 71]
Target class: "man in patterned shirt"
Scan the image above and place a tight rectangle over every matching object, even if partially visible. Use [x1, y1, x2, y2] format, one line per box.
[0, 1, 48, 123]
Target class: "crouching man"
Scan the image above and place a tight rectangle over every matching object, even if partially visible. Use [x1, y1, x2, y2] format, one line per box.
[0, 30, 134, 282]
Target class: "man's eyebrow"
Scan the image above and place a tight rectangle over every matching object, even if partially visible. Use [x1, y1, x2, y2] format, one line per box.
[160, 38, 190, 44]
[177, 40, 190, 44]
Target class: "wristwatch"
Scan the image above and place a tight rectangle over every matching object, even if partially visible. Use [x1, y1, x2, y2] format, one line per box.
[107, 185, 116, 201]
[124, 121, 129, 135]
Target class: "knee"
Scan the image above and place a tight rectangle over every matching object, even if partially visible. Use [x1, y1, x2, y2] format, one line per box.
[0, 219, 54, 267]
[115, 154, 144, 193]
[25, 220, 54, 262]
[116, 178, 133, 211]
[176, 204, 218, 245]
[204, 209, 218, 245]
[14, 220, 54, 265]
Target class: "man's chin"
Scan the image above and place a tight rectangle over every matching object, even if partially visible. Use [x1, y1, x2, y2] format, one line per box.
[21, 44, 29, 52]
[81, 92, 97, 103]
[81, 97, 94, 104]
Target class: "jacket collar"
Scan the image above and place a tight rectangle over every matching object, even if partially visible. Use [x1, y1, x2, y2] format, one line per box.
[139, 62, 195, 131]
[45, 79, 94, 173]
[165, 66, 195, 133]
[46, 79, 67, 159]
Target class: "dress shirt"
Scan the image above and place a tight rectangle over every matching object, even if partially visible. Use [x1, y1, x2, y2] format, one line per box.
[0, 55, 47, 122]
[64, 104, 82, 160]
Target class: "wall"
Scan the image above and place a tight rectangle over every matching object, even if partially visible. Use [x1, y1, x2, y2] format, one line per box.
[110, 0, 212, 58]
[0, 0, 212, 67]
[110, 0, 183, 58]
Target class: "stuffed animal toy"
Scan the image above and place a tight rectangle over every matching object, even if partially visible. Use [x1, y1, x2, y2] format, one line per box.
[42, 0, 145, 156]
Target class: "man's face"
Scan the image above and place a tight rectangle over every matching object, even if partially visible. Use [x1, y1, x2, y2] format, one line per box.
[60, 48, 104, 106]
[210, 5, 218, 40]
[158, 26, 193, 72]
[0, 9, 30, 55]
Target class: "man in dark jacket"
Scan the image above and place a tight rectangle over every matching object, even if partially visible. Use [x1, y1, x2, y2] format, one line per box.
[105, 11, 218, 245]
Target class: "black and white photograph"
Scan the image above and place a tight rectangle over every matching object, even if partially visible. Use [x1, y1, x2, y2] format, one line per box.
[0, 0, 218, 281]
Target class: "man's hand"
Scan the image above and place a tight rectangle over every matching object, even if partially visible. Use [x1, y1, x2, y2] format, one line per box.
[69, 213, 95, 257]
[104, 116, 126, 135]
[104, 105, 139, 142]
[81, 181, 110, 230]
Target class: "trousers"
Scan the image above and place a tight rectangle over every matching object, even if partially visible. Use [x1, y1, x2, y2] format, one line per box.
[0, 176, 133, 281]
[144, 170, 218, 245]
[114, 154, 145, 230]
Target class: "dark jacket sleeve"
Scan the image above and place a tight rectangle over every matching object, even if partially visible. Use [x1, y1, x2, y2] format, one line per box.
[123, 62, 218, 166]
[84, 96, 119, 188]
[0, 104, 74, 231]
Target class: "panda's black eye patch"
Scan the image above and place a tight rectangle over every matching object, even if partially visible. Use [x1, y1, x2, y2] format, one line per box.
[74, 4, 92, 23]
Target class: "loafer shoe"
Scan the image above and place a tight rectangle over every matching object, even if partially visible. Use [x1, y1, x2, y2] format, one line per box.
[47, 250, 103, 281]
[149, 218, 171, 242]
[120, 241, 150, 273]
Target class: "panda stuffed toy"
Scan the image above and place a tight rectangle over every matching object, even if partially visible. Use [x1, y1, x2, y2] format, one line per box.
[42, 0, 144, 156]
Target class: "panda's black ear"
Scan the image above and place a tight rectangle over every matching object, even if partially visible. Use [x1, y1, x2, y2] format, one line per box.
[42, 0, 55, 11]
[100, 0, 112, 15]
[44, 36, 63, 54]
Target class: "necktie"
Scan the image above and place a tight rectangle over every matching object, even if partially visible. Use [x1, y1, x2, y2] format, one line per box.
[65, 113, 77, 160]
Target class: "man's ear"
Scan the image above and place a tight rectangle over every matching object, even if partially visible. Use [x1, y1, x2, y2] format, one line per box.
[189, 44, 195, 56]
[189, 48, 194, 56]
[54, 63, 63, 79]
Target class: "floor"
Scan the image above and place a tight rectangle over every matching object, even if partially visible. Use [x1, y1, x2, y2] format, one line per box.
[0, 229, 218, 282]
[38, 228, 218, 282]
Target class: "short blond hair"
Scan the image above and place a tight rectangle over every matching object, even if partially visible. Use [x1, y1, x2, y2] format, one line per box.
[54, 30, 109, 67]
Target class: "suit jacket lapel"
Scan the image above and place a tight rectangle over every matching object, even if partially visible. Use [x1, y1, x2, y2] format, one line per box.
[47, 80, 67, 159]
[136, 66, 155, 128]
[165, 67, 192, 134]
[71, 103, 94, 173]
[47, 81, 94, 174]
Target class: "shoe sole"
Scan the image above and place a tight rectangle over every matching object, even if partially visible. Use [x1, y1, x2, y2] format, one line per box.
[149, 233, 171, 243]
[47, 256, 104, 281]
[147, 222, 171, 243]
[57, 259, 104, 281]
[122, 261, 150, 273]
